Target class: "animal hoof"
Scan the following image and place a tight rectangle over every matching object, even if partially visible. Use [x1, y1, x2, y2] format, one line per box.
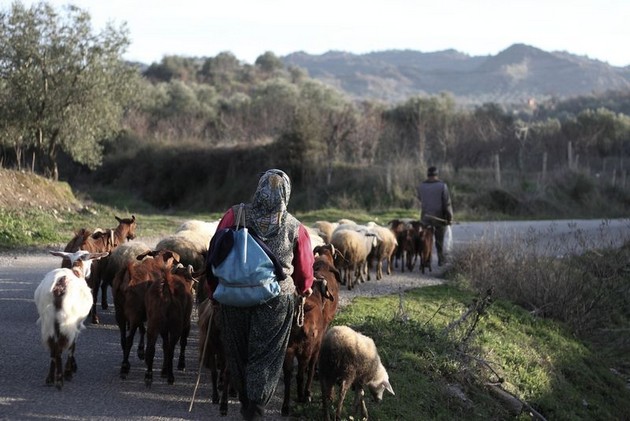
[120, 365, 130, 379]
[91, 315, 100, 324]
[101, 302, 108, 310]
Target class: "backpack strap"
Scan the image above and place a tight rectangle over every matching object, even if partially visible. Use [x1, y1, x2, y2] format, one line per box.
[233, 203, 246, 229]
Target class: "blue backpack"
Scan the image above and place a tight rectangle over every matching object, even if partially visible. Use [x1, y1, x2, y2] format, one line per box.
[207, 204, 285, 307]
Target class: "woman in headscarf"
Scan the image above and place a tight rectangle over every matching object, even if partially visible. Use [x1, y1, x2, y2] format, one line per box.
[205, 169, 314, 420]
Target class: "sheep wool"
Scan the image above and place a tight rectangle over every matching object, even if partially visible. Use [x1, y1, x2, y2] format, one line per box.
[319, 325, 394, 421]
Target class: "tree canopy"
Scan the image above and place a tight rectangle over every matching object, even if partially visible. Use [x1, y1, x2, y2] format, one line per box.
[0, 1, 139, 179]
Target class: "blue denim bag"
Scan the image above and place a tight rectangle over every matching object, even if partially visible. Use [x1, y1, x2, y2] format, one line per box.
[211, 205, 281, 307]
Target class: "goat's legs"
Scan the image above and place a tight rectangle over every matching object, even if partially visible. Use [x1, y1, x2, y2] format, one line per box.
[100, 281, 109, 310]
[63, 341, 77, 381]
[46, 347, 63, 390]
[144, 328, 158, 387]
[296, 357, 307, 403]
[177, 322, 189, 371]
[303, 354, 318, 402]
[88, 273, 101, 324]
[160, 332, 177, 384]
[46, 336, 66, 389]
[121, 324, 139, 378]
[137, 323, 146, 360]
[281, 354, 293, 416]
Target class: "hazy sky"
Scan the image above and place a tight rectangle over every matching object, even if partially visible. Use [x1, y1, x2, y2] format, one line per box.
[7, 0, 629, 67]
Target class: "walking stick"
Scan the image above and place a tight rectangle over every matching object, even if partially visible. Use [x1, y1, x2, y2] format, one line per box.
[425, 215, 457, 224]
[189, 303, 214, 412]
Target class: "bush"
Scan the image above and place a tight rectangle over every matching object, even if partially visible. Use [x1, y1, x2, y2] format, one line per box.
[449, 222, 630, 336]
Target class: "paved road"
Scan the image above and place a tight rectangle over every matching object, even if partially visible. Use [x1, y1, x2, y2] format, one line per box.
[0, 218, 627, 420]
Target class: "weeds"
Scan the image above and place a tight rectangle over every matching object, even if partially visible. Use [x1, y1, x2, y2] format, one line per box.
[449, 220, 630, 336]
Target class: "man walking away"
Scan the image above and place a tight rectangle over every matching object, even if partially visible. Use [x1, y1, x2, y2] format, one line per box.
[416, 166, 453, 266]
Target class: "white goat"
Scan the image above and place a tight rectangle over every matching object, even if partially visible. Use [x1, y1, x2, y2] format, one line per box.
[34, 250, 109, 389]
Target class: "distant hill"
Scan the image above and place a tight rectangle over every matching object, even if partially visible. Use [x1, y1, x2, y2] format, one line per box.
[282, 43, 630, 105]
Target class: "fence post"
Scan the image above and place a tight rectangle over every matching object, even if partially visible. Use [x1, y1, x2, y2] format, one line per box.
[540, 151, 547, 191]
[494, 153, 501, 187]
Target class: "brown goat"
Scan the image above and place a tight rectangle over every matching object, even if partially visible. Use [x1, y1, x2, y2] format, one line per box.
[406, 220, 424, 272]
[282, 244, 340, 416]
[419, 224, 435, 274]
[388, 219, 410, 272]
[113, 249, 181, 379]
[198, 298, 230, 415]
[64, 215, 137, 324]
[143, 264, 197, 387]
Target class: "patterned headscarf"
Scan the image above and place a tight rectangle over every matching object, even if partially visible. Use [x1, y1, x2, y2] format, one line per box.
[250, 169, 291, 239]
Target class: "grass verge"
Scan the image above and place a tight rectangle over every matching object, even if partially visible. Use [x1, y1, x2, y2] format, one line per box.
[287, 284, 630, 420]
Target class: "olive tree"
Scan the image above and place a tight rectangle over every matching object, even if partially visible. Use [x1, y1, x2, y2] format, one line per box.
[0, 1, 138, 179]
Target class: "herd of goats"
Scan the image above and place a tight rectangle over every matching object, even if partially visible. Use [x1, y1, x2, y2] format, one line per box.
[33, 214, 437, 419]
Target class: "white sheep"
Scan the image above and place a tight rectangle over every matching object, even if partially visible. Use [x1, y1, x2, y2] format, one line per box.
[156, 219, 219, 272]
[34, 250, 109, 389]
[312, 220, 338, 243]
[337, 218, 357, 226]
[331, 227, 378, 289]
[176, 219, 218, 241]
[366, 222, 398, 280]
[306, 226, 326, 250]
[318, 325, 394, 421]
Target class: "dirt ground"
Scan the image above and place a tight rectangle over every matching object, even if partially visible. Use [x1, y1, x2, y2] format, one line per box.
[0, 168, 81, 211]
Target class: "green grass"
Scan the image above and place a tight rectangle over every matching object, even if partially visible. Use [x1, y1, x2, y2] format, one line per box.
[0, 204, 222, 250]
[286, 285, 630, 420]
[0, 198, 415, 250]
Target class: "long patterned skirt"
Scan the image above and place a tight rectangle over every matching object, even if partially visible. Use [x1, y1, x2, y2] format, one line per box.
[220, 293, 295, 406]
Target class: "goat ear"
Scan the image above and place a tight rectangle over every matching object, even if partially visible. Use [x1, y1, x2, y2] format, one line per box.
[137, 250, 152, 260]
[324, 289, 335, 302]
[331, 267, 342, 285]
[87, 252, 109, 261]
[49, 250, 68, 258]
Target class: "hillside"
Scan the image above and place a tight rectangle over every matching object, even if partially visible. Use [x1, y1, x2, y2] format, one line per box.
[282, 43, 630, 104]
[0, 168, 80, 212]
